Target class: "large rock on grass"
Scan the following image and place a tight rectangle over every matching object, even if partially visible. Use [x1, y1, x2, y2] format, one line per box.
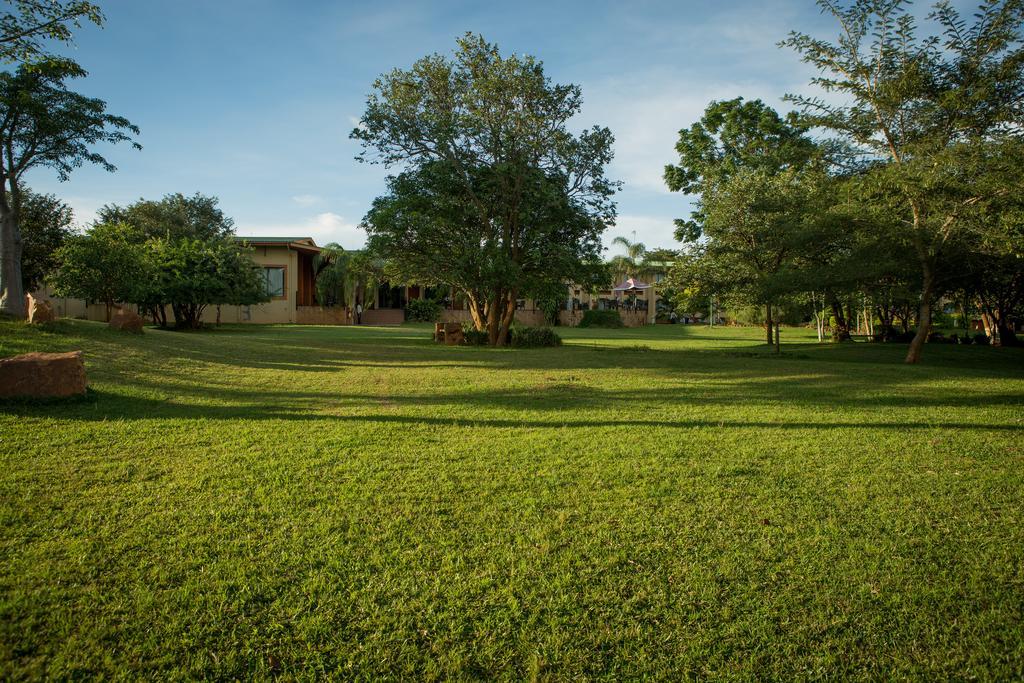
[27, 296, 56, 324]
[0, 351, 87, 399]
[109, 307, 144, 333]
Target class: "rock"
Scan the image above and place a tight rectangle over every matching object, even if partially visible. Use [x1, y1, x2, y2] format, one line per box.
[109, 307, 144, 333]
[27, 296, 56, 324]
[0, 350, 87, 399]
[443, 322, 464, 346]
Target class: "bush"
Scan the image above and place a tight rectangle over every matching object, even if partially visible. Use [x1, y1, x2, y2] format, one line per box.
[578, 309, 623, 328]
[974, 333, 990, 346]
[406, 298, 442, 322]
[510, 325, 562, 348]
[461, 323, 490, 346]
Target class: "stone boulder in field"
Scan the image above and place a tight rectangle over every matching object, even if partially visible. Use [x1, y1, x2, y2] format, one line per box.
[27, 296, 56, 324]
[0, 351, 87, 399]
[109, 307, 144, 333]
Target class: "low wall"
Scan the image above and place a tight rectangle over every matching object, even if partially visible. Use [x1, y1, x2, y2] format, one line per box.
[362, 308, 404, 325]
[296, 306, 350, 325]
[621, 310, 650, 328]
[558, 309, 649, 327]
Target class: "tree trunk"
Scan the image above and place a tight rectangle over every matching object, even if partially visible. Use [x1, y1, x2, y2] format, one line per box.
[497, 293, 516, 346]
[904, 267, 935, 364]
[764, 303, 773, 345]
[830, 297, 851, 341]
[105, 300, 112, 322]
[774, 322, 780, 354]
[216, 304, 222, 326]
[0, 208, 25, 318]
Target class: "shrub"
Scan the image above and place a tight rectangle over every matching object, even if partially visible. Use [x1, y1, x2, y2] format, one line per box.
[578, 309, 623, 328]
[974, 332, 990, 346]
[461, 323, 490, 346]
[406, 298, 442, 322]
[510, 325, 562, 348]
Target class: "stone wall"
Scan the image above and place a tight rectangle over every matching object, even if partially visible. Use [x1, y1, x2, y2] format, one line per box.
[362, 308, 405, 325]
[296, 306, 351, 325]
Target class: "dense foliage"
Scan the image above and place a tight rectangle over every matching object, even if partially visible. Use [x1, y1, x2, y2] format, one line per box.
[17, 190, 75, 293]
[509, 325, 562, 348]
[405, 297, 442, 323]
[578, 309, 624, 328]
[53, 195, 268, 328]
[354, 33, 618, 346]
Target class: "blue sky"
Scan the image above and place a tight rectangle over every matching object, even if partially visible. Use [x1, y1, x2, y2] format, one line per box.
[22, 0, 917, 254]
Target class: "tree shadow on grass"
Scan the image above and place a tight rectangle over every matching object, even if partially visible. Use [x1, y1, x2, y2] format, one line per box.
[3, 390, 1018, 433]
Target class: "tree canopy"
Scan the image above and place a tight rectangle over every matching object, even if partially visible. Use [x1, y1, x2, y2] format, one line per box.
[782, 0, 1024, 361]
[0, 58, 138, 316]
[353, 33, 618, 345]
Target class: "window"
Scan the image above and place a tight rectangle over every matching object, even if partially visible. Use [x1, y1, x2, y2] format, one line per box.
[263, 267, 285, 298]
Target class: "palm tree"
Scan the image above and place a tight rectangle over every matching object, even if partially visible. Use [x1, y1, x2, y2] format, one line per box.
[610, 235, 647, 281]
[313, 243, 355, 307]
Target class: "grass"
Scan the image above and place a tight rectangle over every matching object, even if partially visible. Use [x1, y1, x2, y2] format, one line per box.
[1, 319, 1023, 680]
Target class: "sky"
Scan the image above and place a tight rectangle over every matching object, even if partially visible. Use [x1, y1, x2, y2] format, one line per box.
[21, 0, 890, 255]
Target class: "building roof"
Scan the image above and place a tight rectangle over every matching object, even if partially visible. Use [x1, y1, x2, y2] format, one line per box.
[612, 277, 652, 292]
[235, 236, 320, 253]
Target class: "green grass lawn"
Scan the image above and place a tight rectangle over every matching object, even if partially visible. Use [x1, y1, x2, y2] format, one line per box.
[1, 320, 1023, 679]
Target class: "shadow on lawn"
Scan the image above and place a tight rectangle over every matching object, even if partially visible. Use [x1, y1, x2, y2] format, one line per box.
[3, 372, 1022, 433]
[144, 327, 1024, 378]
[4, 391, 1019, 432]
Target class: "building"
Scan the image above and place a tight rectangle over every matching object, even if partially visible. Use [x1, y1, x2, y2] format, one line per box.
[32, 236, 673, 327]
[32, 236, 336, 326]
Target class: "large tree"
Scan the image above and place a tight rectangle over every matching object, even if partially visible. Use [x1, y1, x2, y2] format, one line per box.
[664, 97, 821, 242]
[782, 0, 1024, 363]
[353, 33, 618, 346]
[665, 98, 827, 344]
[0, 59, 138, 317]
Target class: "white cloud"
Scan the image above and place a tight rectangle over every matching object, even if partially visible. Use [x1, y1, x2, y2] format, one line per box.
[237, 212, 366, 249]
[291, 194, 322, 207]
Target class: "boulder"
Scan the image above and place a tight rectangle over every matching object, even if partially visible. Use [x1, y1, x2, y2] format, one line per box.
[0, 351, 87, 399]
[109, 307, 144, 333]
[27, 296, 56, 324]
[443, 322, 464, 346]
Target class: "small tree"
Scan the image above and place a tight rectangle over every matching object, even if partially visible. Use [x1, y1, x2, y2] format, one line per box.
[209, 240, 268, 326]
[0, 59, 138, 317]
[313, 243, 355, 308]
[17, 189, 74, 293]
[51, 222, 148, 321]
[146, 237, 267, 330]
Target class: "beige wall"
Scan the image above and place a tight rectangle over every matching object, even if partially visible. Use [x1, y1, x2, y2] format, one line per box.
[33, 245, 304, 325]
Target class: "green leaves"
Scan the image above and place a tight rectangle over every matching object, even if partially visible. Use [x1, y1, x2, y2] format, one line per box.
[0, 1, 103, 65]
[354, 33, 617, 344]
